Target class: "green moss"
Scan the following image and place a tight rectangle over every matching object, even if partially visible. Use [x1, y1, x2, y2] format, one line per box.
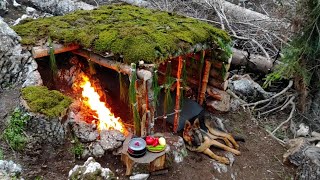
[21, 86, 73, 118]
[13, 4, 232, 63]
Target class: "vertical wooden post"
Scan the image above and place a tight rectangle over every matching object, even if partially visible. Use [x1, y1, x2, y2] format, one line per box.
[134, 80, 141, 136]
[199, 60, 212, 105]
[173, 56, 183, 133]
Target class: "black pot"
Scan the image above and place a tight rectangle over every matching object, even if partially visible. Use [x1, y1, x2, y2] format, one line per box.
[127, 138, 147, 158]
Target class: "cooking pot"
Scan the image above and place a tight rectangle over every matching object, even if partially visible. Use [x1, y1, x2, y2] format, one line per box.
[127, 138, 146, 158]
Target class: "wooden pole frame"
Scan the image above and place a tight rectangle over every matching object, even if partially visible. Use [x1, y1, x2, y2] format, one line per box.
[173, 56, 183, 133]
[198, 60, 212, 105]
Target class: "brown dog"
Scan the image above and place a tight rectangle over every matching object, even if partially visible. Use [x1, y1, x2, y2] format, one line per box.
[183, 118, 240, 164]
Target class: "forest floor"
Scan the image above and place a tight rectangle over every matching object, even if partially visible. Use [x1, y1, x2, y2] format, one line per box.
[0, 89, 296, 180]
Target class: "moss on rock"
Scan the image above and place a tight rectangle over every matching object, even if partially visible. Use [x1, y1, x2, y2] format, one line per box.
[13, 4, 231, 63]
[21, 86, 73, 118]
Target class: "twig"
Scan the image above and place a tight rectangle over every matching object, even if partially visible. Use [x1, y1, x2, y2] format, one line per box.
[271, 97, 295, 134]
[243, 80, 293, 108]
[266, 129, 285, 146]
[259, 95, 292, 116]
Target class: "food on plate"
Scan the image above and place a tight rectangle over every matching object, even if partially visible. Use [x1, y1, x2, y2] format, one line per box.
[158, 137, 166, 145]
[146, 136, 155, 145]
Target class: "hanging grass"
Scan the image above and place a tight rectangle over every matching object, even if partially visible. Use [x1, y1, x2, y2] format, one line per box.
[48, 37, 57, 75]
[152, 66, 161, 107]
[13, 4, 232, 64]
[88, 60, 96, 75]
[119, 72, 128, 103]
[128, 63, 141, 135]
[163, 61, 175, 113]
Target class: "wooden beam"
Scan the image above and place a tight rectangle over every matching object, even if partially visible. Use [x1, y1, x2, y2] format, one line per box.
[72, 49, 132, 75]
[198, 60, 211, 105]
[32, 43, 80, 58]
[173, 56, 183, 133]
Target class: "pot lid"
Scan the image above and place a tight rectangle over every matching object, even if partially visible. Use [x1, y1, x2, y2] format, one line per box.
[128, 138, 146, 151]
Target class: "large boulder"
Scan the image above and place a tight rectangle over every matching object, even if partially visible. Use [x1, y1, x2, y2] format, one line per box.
[0, 18, 42, 89]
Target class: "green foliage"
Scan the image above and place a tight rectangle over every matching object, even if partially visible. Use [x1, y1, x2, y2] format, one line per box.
[21, 86, 73, 118]
[0, 149, 3, 160]
[163, 61, 175, 113]
[13, 4, 231, 64]
[3, 108, 30, 151]
[128, 63, 141, 135]
[48, 37, 58, 75]
[264, 0, 320, 88]
[152, 66, 161, 110]
[72, 138, 84, 159]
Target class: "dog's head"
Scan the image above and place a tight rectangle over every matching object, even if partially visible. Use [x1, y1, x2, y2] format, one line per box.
[183, 118, 203, 147]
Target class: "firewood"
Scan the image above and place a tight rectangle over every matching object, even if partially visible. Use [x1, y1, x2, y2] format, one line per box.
[208, 78, 228, 91]
[210, 68, 230, 81]
[206, 86, 223, 101]
[211, 61, 231, 72]
[206, 94, 230, 113]
[198, 60, 211, 105]
[32, 43, 80, 58]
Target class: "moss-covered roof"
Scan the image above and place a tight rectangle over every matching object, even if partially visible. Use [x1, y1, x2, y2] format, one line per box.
[21, 86, 73, 118]
[13, 4, 231, 64]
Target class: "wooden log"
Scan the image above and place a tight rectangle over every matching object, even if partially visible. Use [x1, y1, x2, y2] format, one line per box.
[209, 78, 228, 91]
[231, 48, 274, 74]
[206, 94, 230, 113]
[206, 86, 223, 101]
[210, 68, 230, 81]
[173, 56, 183, 133]
[32, 43, 80, 58]
[197, 50, 206, 102]
[198, 60, 211, 105]
[212, 61, 231, 72]
[72, 49, 132, 74]
[158, 70, 198, 87]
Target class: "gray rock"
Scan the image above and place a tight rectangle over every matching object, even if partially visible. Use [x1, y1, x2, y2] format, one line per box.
[68, 157, 114, 180]
[26, 7, 36, 15]
[228, 74, 274, 102]
[28, 0, 95, 15]
[212, 160, 228, 173]
[0, 160, 23, 179]
[92, 142, 105, 158]
[0, 18, 42, 89]
[99, 130, 124, 151]
[19, 99, 67, 148]
[155, 133, 188, 164]
[130, 174, 149, 180]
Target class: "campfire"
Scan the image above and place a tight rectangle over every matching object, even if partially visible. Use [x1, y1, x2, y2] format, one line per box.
[76, 74, 125, 133]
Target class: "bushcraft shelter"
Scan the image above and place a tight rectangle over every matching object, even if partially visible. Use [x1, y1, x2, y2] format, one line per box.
[13, 4, 232, 135]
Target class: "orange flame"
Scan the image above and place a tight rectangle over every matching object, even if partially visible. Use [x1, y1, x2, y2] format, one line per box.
[79, 75, 124, 132]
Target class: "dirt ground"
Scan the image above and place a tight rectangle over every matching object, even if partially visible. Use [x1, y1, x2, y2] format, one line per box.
[0, 89, 296, 180]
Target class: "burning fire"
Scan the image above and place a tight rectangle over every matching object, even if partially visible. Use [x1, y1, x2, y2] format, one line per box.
[79, 75, 124, 133]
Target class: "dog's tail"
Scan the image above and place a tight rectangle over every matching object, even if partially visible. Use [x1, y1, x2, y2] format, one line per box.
[234, 135, 245, 142]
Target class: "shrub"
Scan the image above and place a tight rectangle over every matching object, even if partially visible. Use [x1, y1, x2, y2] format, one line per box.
[3, 108, 30, 151]
[72, 138, 84, 159]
